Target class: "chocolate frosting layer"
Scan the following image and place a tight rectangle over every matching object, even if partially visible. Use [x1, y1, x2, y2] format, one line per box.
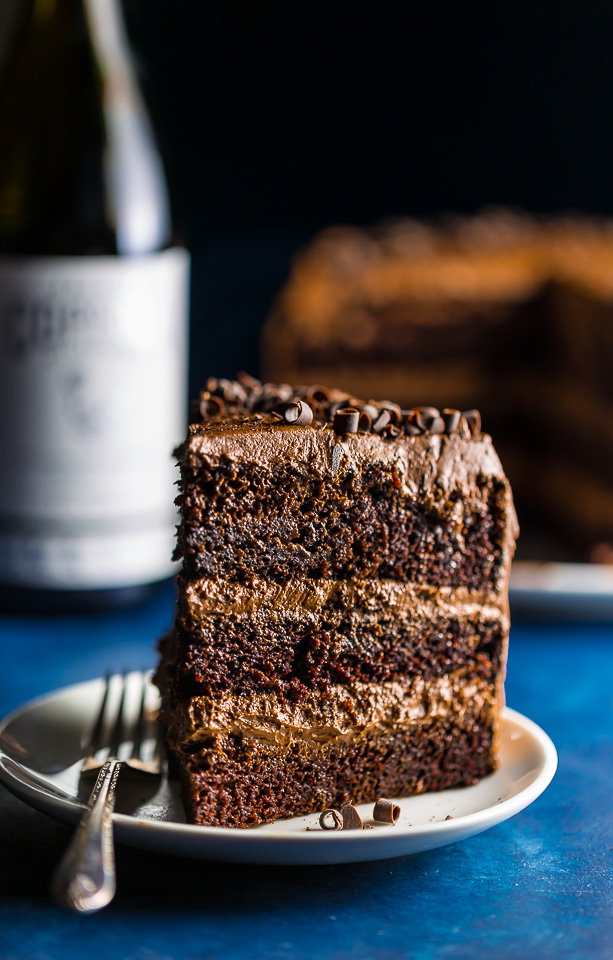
[167, 672, 499, 750]
[183, 575, 509, 626]
[183, 423, 510, 498]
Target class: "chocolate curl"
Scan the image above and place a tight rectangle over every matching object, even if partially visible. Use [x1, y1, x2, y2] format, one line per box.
[260, 381, 281, 398]
[235, 373, 263, 411]
[442, 408, 461, 434]
[220, 380, 248, 405]
[236, 371, 262, 391]
[358, 411, 372, 432]
[403, 410, 423, 436]
[356, 403, 378, 433]
[199, 394, 225, 419]
[379, 402, 402, 426]
[333, 407, 359, 435]
[256, 382, 294, 413]
[429, 416, 445, 435]
[329, 399, 350, 419]
[462, 409, 482, 435]
[319, 808, 343, 831]
[457, 417, 472, 440]
[414, 406, 440, 431]
[283, 400, 314, 427]
[372, 409, 391, 433]
[360, 403, 379, 421]
[382, 423, 402, 440]
[341, 803, 363, 830]
[210, 377, 245, 403]
[373, 798, 401, 824]
[306, 384, 333, 404]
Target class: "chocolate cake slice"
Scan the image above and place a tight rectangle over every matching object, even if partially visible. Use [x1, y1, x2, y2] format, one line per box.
[157, 376, 518, 828]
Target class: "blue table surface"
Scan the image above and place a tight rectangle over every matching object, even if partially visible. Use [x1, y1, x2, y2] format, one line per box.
[0, 583, 611, 960]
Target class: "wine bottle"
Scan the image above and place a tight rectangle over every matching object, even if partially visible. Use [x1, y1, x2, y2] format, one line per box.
[0, 0, 189, 612]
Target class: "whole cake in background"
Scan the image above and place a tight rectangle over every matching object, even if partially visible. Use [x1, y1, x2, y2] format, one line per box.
[156, 375, 518, 828]
[262, 209, 613, 557]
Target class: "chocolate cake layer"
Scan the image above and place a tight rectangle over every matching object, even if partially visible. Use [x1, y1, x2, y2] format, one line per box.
[169, 615, 504, 698]
[178, 719, 496, 828]
[176, 425, 516, 591]
[167, 674, 499, 827]
[165, 577, 507, 700]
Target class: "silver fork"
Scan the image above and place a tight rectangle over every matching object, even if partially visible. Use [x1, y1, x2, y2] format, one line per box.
[50, 671, 161, 913]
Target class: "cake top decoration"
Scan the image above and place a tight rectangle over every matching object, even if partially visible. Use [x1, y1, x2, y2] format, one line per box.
[191, 373, 482, 441]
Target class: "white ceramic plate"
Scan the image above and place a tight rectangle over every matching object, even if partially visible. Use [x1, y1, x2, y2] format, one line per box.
[510, 561, 613, 619]
[0, 676, 557, 865]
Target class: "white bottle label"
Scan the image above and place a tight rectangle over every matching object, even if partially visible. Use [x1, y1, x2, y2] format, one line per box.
[0, 248, 189, 589]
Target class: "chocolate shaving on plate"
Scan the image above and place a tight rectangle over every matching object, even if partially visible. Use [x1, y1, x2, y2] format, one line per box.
[373, 798, 401, 824]
[319, 808, 343, 831]
[341, 803, 363, 830]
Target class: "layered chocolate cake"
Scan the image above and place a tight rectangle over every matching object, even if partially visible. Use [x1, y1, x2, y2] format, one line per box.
[262, 209, 613, 555]
[158, 375, 518, 828]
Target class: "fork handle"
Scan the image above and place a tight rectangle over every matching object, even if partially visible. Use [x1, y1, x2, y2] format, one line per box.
[50, 759, 123, 913]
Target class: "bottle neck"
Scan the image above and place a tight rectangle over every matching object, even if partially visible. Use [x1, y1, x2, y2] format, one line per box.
[84, 0, 172, 254]
[0, 0, 171, 256]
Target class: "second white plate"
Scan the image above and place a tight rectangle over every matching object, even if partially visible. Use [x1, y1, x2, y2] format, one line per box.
[0, 676, 557, 865]
[510, 560, 613, 619]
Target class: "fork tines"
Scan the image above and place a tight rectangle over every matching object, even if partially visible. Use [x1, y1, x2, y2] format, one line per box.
[81, 672, 160, 775]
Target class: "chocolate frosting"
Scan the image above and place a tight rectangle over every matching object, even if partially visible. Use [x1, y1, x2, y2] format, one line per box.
[167, 672, 499, 750]
[184, 422, 508, 493]
[183, 575, 509, 627]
